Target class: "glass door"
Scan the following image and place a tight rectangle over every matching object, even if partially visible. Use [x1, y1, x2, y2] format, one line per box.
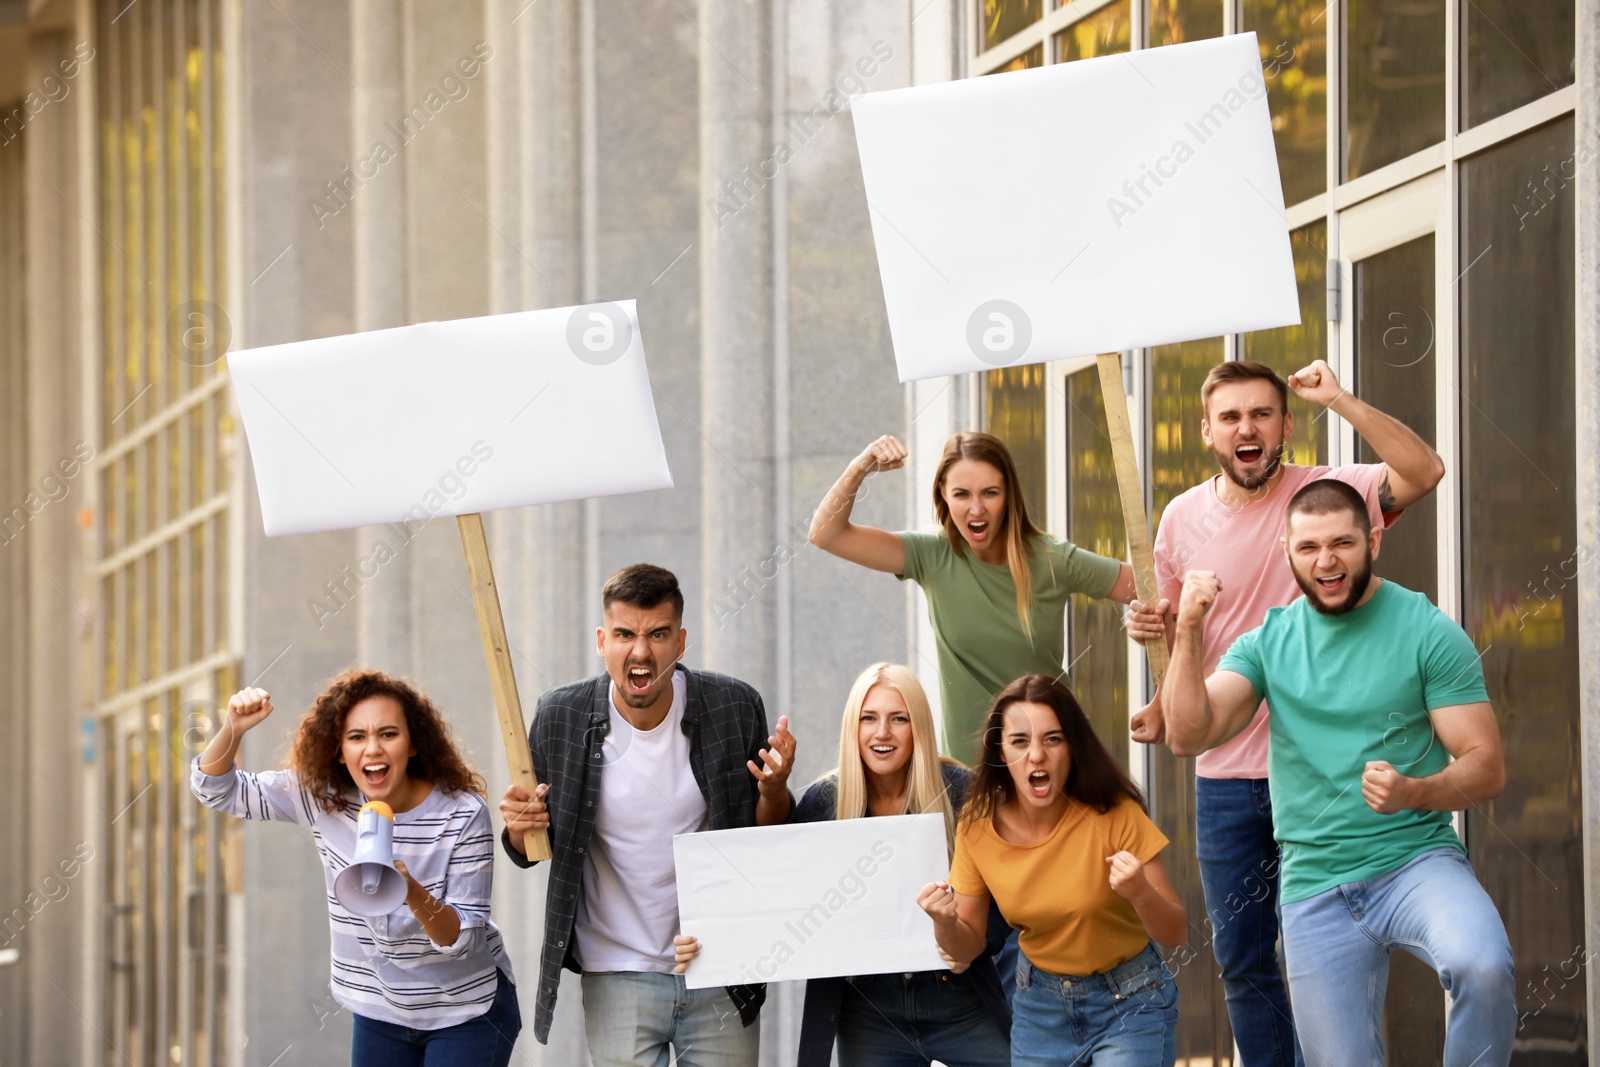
[1338, 170, 1447, 604]
[103, 709, 153, 1067]
[1336, 168, 1450, 1064]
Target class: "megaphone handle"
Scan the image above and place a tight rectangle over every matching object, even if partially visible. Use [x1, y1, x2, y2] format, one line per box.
[458, 514, 553, 864]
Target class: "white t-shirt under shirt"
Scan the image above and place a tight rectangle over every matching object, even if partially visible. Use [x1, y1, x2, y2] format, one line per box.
[575, 671, 708, 972]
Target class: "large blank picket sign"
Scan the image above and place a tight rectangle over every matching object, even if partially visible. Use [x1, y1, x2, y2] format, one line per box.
[229, 302, 674, 860]
[230, 302, 671, 536]
[852, 32, 1298, 383]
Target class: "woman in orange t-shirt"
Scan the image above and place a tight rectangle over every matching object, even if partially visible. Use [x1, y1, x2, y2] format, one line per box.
[918, 673, 1187, 1065]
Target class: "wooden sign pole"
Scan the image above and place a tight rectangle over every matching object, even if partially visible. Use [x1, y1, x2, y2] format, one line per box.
[456, 513, 553, 862]
[1094, 353, 1169, 690]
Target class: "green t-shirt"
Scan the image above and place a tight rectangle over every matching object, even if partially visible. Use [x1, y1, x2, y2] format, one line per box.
[897, 530, 1122, 764]
[1217, 580, 1490, 903]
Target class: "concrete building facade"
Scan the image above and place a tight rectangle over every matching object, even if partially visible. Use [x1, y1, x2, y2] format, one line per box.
[0, 0, 1595, 1064]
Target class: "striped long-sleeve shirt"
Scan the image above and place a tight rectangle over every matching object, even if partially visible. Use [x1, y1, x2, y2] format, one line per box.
[190, 759, 515, 1029]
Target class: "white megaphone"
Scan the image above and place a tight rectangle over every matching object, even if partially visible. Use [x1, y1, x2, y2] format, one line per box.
[334, 801, 408, 917]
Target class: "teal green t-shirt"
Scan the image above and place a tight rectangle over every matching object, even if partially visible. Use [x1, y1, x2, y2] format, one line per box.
[1217, 580, 1490, 903]
[897, 530, 1122, 764]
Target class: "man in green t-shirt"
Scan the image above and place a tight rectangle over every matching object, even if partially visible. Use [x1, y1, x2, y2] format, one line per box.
[1163, 478, 1514, 1066]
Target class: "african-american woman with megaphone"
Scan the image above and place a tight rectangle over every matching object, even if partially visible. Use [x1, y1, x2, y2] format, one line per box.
[192, 670, 520, 1066]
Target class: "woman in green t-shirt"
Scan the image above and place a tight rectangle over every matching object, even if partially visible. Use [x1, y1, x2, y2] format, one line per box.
[809, 431, 1136, 762]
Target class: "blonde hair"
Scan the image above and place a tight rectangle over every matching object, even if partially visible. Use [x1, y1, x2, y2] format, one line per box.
[831, 663, 958, 854]
[932, 432, 1045, 641]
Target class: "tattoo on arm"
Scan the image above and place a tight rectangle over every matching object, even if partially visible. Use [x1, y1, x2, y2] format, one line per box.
[1378, 472, 1397, 513]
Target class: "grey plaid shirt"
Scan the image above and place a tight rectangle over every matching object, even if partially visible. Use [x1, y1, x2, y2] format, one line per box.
[502, 664, 782, 1044]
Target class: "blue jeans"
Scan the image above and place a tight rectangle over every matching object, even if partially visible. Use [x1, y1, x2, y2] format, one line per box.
[1011, 943, 1177, 1066]
[580, 971, 759, 1067]
[1194, 776, 1302, 1067]
[836, 969, 1010, 1066]
[350, 968, 520, 1067]
[1281, 846, 1515, 1067]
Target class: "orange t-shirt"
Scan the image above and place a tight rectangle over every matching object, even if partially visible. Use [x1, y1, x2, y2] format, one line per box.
[949, 796, 1169, 976]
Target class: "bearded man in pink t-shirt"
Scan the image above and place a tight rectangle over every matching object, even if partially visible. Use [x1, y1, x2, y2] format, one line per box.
[1124, 359, 1443, 1067]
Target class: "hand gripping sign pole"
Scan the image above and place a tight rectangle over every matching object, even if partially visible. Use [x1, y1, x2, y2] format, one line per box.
[457, 513, 551, 860]
[228, 301, 673, 863]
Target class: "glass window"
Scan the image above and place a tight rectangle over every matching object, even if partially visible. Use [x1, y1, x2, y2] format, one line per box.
[1146, 337, 1233, 1060]
[1150, 340, 1223, 528]
[986, 364, 1049, 519]
[1147, 0, 1223, 46]
[1353, 234, 1436, 602]
[981, 0, 1044, 52]
[1241, 220, 1329, 467]
[1344, 0, 1445, 178]
[1240, 0, 1327, 205]
[1461, 116, 1582, 1058]
[96, 2, 233, 1063]
[1062, 366, 1127, 747]
[1462, 0, 1574, 130]
[1054, 1, 1131, 62]
[989, 43, 1045, 72]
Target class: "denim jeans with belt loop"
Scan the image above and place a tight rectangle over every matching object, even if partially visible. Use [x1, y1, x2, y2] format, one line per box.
[1011, 942, 1177, 1067]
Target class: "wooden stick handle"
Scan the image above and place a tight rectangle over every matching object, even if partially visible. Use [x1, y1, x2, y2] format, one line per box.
[1095, 354, 1169, 691]
[456, 513, 552, 863]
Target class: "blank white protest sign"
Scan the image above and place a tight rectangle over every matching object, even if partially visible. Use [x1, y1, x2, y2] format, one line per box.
[674, 814, 949, 989]
[851, 33, 1300, 382]
[227, 301, 673, 536]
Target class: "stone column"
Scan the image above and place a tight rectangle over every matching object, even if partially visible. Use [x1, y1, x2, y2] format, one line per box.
[352, 0, 415, 669]
[699, 0, 775, 698]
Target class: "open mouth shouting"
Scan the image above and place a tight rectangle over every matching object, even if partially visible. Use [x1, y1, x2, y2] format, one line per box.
[360, 762, 391, 789]
[1026, 768, 1052, 799]
[966, 519, 991, 544]
[625, 662, 656, 696]
[1312, 570, 1348, 599]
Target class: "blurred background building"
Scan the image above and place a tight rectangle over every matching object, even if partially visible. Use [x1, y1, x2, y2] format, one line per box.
[0, 0, 1594, 1063]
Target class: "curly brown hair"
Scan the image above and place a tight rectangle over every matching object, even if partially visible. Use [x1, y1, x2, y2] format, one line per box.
[288, 670, 487, 814]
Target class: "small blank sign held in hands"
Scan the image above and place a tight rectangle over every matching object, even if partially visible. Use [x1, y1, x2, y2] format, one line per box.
[673, 815, 949, 989]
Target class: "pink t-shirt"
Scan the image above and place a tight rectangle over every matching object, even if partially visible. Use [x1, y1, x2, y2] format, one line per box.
[1154, 464, 1396, 779]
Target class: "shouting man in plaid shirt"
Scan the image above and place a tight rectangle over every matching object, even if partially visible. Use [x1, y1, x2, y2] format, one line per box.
[500, 563, 796, 1063]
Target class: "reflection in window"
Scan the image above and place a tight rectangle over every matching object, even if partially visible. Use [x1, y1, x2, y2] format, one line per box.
[1354, 235, 1436, 603]
[1054, 1, 1130, 62]
[1241, 0, 1327, 205]
[986, 364, 1049, 518]
[1462, 117, 1583, 1060]
[1241, 221, 1328, 467]
[988, 43, 1045, 73]
[1147, 337, 1233, 1061]
[1150, 339, 1224, 528]
[1147, 0, 1222, 47]
[1345, 0, 1445, 178]
[981, 0, 1044, 52]
[1462, 0, 1574, 130]
[1062, 367, 1126, 748]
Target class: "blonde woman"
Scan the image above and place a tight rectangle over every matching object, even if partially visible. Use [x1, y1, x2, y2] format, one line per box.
[673, 664, 1011, 1066]
[809, 432, 1137, 766]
